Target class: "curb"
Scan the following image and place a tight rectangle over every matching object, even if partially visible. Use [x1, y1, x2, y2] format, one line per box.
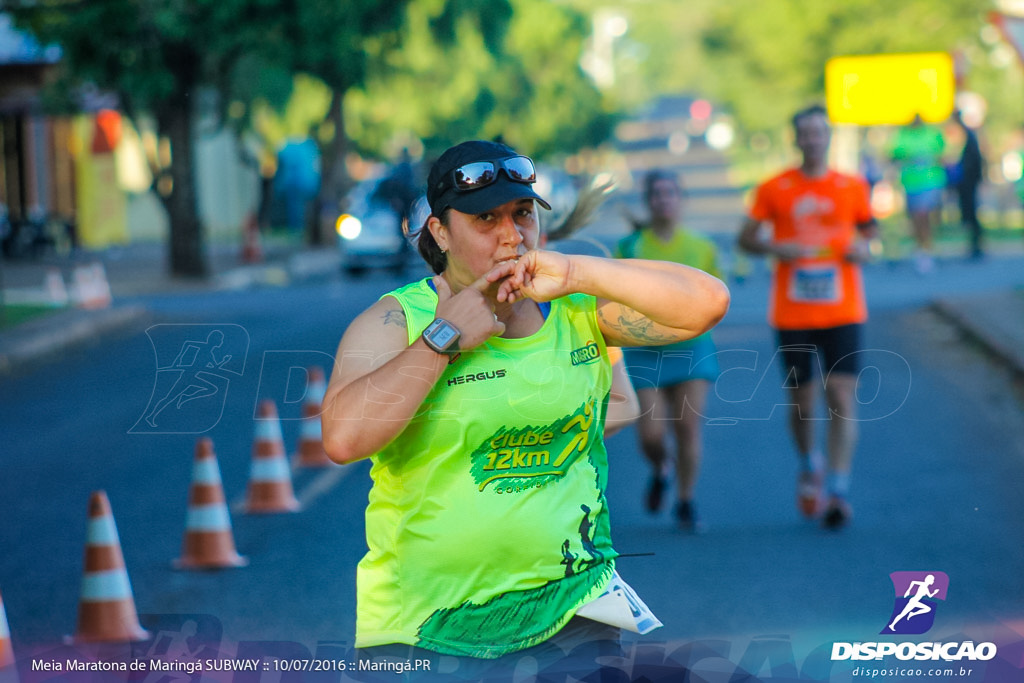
[931, 295, 1024, 379]
[0, 249, 339, 374]
[0, 305, 150, 375]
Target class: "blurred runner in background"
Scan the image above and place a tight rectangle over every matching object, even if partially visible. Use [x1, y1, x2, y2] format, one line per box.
[890, 114, 946, 273]
[737, 105, 877, 530]
[615, 170, 722, 533]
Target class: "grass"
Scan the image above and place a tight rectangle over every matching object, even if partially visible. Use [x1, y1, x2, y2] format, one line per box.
[0, 303, 65, 330]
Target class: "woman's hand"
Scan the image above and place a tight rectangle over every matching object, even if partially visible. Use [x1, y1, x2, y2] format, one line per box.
[497, 250, 573, 304]
[433, 261, 513, 349]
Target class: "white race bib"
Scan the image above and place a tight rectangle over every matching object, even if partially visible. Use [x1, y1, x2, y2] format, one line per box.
[788, 265, 841, 303]
[576, 570, 663, 634]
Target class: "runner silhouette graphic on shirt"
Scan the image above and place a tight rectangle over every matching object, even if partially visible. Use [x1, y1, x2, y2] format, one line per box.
[888, 574, 939, 631]
[144, 330, 232, 428]
[576, 504, 605, 573]
[560, 539, 578, 577]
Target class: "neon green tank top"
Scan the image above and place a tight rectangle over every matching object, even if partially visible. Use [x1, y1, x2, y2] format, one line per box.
[356, 278, 617, 658]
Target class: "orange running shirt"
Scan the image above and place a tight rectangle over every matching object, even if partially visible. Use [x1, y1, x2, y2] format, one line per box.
[749, 169, 873, 330]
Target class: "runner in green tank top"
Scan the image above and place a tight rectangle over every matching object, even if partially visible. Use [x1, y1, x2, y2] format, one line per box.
[615, 170, 723, 533]
[321, 141, 731, 669]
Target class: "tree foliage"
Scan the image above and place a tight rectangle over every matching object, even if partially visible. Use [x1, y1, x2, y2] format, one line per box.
[564, 0, 1019, 160]
[10, 0, 299, 275]
[700, 0, 996, 135]
[346, 0, 613, 161]
[11, 0, 1013, 273]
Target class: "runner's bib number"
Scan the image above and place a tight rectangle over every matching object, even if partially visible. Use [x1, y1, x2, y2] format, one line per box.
[788, 265, 841, 303]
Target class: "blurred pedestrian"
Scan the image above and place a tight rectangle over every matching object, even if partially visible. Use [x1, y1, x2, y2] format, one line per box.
[951, 110, 986, 259]
[890, 114, 946, 273]
[376, 147, 419, 264]
[274, 136, 321, 236]
[737, 105, 877, 530]
[615, 170, 722, 532]
[321, 140, 729, 670]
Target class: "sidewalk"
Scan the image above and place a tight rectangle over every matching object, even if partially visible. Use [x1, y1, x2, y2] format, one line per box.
[0, 240, 341, 373]
[931, 288, 1024, 379]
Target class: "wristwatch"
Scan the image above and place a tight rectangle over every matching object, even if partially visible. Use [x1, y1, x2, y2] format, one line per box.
[421, 318, 461, 355]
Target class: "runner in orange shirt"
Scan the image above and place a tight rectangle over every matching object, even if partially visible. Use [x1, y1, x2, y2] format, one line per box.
[737, 105, 877, 530]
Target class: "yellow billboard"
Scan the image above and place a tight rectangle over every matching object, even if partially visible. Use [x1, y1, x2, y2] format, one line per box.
[825, 52, 955, 126]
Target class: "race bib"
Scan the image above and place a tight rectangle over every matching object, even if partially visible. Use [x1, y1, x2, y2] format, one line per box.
[788, 265, 841, 303]
[575, 570, 663, 634]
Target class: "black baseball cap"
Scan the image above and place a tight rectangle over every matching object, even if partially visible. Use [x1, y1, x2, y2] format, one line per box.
[426, 140, 552, 216]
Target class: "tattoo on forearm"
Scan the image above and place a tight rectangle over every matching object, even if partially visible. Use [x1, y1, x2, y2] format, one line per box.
[382, 309, 407, 328]
[598, 306, 678, 344]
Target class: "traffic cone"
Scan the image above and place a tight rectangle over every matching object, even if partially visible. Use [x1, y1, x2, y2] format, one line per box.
[175, 438, 248, 569]
[0, 588, 13, 669]
[71, 263, 112, 310]
[245, 400, 300, 513]
[43, 267, 69, 307]
[90, 264, 113, 308]
[295, 366, 334, 468]
[240, 212, 263, 264]
[72, 491, 149, 643]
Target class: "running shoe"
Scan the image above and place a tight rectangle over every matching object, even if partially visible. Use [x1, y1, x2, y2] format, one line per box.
[797, 469, 824, 518]
[822, 497, 853, 530]
[674, 500, 705, 534]
[645, 474, 667, 513]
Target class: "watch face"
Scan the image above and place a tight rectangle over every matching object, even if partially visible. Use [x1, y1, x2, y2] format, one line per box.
[424, 319, 460, 354]
[432, 324, 458, 347]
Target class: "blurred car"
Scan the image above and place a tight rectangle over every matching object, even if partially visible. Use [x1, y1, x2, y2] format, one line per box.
[335, 176, 428, 275]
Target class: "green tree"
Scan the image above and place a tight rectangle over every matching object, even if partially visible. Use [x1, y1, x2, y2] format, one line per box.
[8, 0, 426, 272]
[346, 0, 612, 161]
[281, 0, 413, 243]
[9, 0, 303, 276]
[250, 1, 523, 242]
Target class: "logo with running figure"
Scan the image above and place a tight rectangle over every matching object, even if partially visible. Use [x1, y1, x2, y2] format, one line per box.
[131, 324, 249, 434]
[881, 571, 949, 635]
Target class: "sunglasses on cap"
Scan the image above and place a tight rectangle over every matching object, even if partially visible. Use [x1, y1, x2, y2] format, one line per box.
[442, 155, 538, 193]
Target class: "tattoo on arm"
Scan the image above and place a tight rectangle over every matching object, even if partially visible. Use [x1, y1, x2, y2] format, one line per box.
[598, 306, 678, 345]
[382, 308, 407, 329]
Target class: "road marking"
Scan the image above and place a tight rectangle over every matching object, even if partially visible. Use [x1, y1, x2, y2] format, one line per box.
[296, 464, 359, 508]
[230, 457, 362, 513]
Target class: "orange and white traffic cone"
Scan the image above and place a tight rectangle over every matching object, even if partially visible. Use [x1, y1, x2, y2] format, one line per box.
[245, 400, 300, 513]
[295, 366, 334, 468]
[71, 263, 112, 310]
[43, 267, 69, 307]
[72, 491, 149, 643]
[0, 588, 14, 669]
[175, 438, 248, 569]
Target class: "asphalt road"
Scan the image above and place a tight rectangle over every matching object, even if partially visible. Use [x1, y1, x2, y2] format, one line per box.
[2, 256, 1023, 680]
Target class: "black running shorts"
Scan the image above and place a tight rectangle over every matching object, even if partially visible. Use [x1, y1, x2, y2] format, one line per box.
[775, 323, 862, 385]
